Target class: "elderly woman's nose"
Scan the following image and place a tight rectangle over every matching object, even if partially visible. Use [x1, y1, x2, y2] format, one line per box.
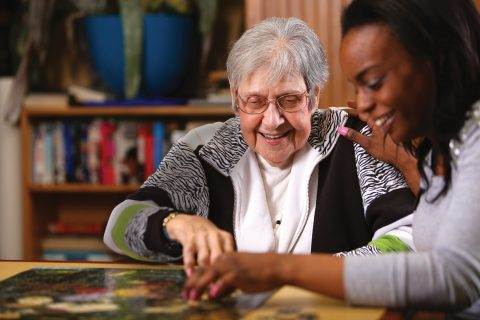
[262, 102, 284, 128]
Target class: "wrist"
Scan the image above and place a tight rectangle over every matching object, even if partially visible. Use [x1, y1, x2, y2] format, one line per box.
[396, 149, 417, 172]
[274, 254, 296, 286]
[163, 212, 181, 240]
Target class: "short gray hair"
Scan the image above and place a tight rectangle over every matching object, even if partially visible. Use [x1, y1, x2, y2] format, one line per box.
[226, 17, 329, 110]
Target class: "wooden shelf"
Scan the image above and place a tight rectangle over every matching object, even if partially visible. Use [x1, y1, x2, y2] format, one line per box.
[29, 184, 140, 193]
[24, 105, 234, 118]
[21, 104, 233, 260]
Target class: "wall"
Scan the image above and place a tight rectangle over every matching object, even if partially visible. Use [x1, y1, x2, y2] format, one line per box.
[0, 77, 22, 259]
[245, 0, 354, 108]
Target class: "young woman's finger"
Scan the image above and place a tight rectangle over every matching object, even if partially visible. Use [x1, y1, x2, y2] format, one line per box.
[183, 267, 219, 301]
[208, 272, 237, 299]
[338, 126, 371, 149]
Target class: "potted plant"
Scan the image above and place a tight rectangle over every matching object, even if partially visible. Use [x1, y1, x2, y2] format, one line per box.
[3, 0, 217, 122]
[83, 0, 217, 99]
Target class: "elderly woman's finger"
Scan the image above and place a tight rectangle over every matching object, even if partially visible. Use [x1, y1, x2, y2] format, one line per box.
[196, 234, 211, 267]
[208, 233, 223, 265]
[337, 126, 371, 150]
[220, 231, 235, 253]
[183, 242, 197, 276]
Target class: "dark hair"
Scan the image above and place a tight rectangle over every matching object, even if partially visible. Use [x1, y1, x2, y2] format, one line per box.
[341, 0, 480, 199]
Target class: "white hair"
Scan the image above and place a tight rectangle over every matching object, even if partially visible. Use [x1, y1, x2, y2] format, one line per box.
[226, 17, 329, 110]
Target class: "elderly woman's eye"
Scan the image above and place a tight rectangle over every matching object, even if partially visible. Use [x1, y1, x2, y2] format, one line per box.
[279, 95, 301, 108]
[284, 96, 300, 102]
[247, 96, 263, 103]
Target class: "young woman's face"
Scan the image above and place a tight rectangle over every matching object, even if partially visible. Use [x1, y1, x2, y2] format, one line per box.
[340, 23, 435, 143]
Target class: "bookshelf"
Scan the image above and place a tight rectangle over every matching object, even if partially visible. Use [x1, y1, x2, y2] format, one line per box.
[21, 104, 233, 260]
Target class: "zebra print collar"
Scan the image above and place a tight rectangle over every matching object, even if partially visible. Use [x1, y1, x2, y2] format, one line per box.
[199, 108, 348, 176]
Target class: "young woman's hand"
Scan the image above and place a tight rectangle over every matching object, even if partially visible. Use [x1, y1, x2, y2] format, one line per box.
[339, 100, 420, 195]
[165, 214, 235, 276]
[182, 252, 284, 300]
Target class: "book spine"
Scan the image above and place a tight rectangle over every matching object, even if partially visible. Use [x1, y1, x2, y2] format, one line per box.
[144, 122, 153, 178]
[153, 121, 165, 170]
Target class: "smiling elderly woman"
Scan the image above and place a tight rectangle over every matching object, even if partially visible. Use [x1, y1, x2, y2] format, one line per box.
[103, 17, 416, 274]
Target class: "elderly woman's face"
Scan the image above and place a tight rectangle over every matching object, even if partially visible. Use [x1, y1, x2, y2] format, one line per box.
[236, 68, 314, 167]
[340, 23, 435, 143]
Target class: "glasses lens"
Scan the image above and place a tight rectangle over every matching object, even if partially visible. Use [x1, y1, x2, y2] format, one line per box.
[278, 94, 307, 112]
[243, 96, 267, 114]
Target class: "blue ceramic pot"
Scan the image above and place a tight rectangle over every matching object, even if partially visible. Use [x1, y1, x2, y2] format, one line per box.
[84, 14, 194, 98]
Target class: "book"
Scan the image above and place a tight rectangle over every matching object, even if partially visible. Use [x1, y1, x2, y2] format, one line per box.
[23, 93, 68, 109]
[68, 85, 107, 103]
[144, 123, 153, 178]
[100, 121, 115, 184]
[41, 236, 108, 252]
[53, 121, 66, 183]
[32, 124, 46, 184]
[42, 250, 114, 262]
[87, 120, 101, 184]
[47, 221, 104, 236]
[63, 122, 75, 182]
[153, 121, 165, 169]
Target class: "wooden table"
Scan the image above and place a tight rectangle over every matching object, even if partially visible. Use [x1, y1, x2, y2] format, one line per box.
[0, 260, 385, 319]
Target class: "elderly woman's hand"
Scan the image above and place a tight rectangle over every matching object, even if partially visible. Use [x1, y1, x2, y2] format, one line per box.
[182, 252, 284, 301]
[165, 214, 235, 276]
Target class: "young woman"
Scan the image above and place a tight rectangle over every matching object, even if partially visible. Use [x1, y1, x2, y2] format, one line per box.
[184, 0, 480, 313]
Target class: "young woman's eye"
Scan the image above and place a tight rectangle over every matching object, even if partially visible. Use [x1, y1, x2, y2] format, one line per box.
[366, 77, 384, 90]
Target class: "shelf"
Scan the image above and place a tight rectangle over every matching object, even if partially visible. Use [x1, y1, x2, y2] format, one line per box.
[29, 184, 140, 193]
[24, 105, 234, 118]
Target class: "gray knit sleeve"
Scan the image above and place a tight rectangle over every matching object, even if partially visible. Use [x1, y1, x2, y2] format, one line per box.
[344, 125, 480, 310]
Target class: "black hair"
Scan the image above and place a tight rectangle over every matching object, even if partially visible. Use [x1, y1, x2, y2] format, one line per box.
[341, 0, 480, 199]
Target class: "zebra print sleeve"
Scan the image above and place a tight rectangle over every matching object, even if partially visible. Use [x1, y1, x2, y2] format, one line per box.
[104, 140, 210, 262]
[353, 125, 409, 213]
[353, 125, 416, 248]
[142, 141, 209, 216]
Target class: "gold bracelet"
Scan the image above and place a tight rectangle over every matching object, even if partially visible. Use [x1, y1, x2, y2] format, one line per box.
[162, 212, 178, 228]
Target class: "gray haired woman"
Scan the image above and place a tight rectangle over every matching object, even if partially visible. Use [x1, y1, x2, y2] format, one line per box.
[104, 17, 416, 275]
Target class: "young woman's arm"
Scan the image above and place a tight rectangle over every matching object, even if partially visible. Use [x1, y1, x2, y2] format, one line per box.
[182, 253, 345, 300]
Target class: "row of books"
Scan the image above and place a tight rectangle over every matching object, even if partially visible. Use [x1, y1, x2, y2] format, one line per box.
[41, 221, 115, 262]
[32, 120, 189, 185]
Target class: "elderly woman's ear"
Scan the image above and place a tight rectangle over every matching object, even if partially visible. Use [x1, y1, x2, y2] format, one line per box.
[231, 88, 239, 115]
[312, 86, 321, 111]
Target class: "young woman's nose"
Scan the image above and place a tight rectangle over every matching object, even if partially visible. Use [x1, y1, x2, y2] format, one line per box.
[356, 90, 375, 122]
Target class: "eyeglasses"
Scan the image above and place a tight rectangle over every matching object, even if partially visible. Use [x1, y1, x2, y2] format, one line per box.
[236, 90, 309, 114]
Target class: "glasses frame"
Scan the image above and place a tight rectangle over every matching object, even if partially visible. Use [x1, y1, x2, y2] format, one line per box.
[235, 90, 310, 115]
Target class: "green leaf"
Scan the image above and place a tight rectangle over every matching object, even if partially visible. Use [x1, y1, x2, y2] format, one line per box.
[195, 0, 217, 35]
[120, 0, 143, 98]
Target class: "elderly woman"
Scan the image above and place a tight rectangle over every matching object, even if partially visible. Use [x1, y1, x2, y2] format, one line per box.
[184, 0, 480, 315]
[103, 17, 415, 275]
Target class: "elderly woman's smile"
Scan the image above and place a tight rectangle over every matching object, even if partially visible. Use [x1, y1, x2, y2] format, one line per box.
[236, 68, 314, 168]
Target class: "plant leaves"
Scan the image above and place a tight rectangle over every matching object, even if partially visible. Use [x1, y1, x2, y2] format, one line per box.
[195, 0, 217, 35]
[119, 0, 143, 99]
